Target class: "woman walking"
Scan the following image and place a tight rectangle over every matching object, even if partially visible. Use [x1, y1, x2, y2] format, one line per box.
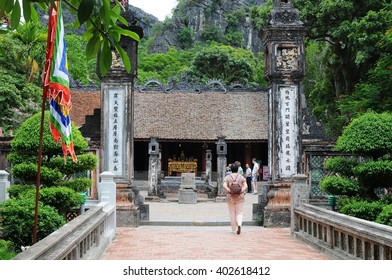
[223, 162, 247, 235]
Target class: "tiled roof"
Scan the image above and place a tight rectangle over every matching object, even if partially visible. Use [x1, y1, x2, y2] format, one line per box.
[134, 91, 268, 141]
[71, 90, 268, 141]
[71, 90, 101, 127]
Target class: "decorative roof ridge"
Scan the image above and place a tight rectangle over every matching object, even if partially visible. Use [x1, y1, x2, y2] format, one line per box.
[137, 75, 268, 93]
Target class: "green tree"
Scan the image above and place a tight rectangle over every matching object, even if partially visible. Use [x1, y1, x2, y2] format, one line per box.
[1, 110, 97, 247]
[321, 112, 392, 199]
[0, 0, 140, 76]
[13, 21, 47, 83]
[187, 43, 265, 86]
[0, 68, 41, 133]
[294, 0, 392, 137]
[65, 33, 99, 85]
[200, 25, 224, 43]
[137, 46, 194, 84]
[178, 27, 194, 50]
[7, 110, 97, 213]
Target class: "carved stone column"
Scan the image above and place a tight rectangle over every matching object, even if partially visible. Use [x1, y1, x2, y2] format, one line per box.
[215, 136, 227, 202]
[205, 149, 212, 185]
[146, 137, 160, 201]
[260, 0, 306, 227]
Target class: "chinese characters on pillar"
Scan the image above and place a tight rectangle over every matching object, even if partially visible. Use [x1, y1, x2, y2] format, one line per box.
[108, 88, 125, 176]
[279, 86, 297, 177]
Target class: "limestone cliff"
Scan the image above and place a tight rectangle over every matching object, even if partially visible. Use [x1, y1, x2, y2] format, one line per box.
[130, 0, 267, 54]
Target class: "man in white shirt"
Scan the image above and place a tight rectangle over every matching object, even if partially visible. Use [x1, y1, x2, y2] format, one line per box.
[251, 158, 259, 194]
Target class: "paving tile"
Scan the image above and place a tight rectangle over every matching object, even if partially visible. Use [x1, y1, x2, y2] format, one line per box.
[101, 183, 330, 260]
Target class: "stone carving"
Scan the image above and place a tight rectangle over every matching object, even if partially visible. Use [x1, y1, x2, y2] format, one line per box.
[180, 173, 196, 190]
[178, 173, 197, 204]
[166, 75, 201, 92]
[131, 185, 145, 206]
[111, 51, 124, 69]
[276, 47, 299, 70]
[268, 0, 302, 26]
[273, 0, 293, 8]
[148, 156, 159, 196]
[274, 10, 298, 24]
[204, 79, 227, 93]
[136, 77, 265, 93]
[302, 115, 310, 135]
[139, 80, 166, 92]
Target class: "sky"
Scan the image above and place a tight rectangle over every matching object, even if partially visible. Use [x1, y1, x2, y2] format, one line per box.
[128, 0, 178, 21]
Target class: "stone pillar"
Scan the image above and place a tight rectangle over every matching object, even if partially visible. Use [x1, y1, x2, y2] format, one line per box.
[98, 171, 117, 207]
[261, 0, 306, 182]
[291, 174, 309, 234]
[98, 171, 117, 232]
[0, 170, 10, 203]
[147, 137, 160, 199]
[100, 14, 143, 188]
[252, 180, 270, 221]
[259, 0, 306, 227]
[215, 136, 227, 202]
[205, 149, 212, 185]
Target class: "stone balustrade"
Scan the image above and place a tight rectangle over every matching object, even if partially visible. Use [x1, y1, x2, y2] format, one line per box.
[293, 203, 392, 260]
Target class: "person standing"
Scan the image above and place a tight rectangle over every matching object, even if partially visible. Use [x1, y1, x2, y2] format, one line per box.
[251, 158, 259, 195]
[245, 163, 252, 193]
[235, 161, 243, 176]
[223, 162, 247, 235]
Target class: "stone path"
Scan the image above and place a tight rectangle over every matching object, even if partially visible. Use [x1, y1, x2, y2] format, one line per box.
[101, 188, 330, 260]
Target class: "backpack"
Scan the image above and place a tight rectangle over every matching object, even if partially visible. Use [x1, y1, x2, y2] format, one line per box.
[229, 174, 242, 194]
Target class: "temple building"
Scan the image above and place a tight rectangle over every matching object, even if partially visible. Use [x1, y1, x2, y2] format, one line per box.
[72, 80, 271, 181]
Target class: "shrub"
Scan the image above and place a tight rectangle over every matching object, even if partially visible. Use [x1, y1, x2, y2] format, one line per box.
[335, 112, 392, 159]
[59, 178, 93, 193]
[7, 184, 35, 198]
[353, 161, 392, 188]
[0, 240, 17, 260]
[338, 200, 385, 221]
[46, 153, 98, 176]
[10, 111, 88, 157]
[320, 176, 362, 196]
[376, 204, 392, 226]
[379, 194, 392, 205]
[11, 163, 63, 186]
[325, 156, 358, 177]
[0, 198, 65, 250]
[21, 187, 83, 217]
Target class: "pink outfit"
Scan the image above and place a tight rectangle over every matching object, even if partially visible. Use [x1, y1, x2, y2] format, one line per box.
[224, 174, 246, 231]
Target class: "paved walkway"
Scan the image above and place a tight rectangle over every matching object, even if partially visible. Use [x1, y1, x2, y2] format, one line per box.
[101, 187, 330, 260]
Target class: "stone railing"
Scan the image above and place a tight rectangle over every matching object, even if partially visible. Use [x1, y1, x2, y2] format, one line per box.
[293, 203, 392, 260]
[291, 174, 392, 260]
[12, 171, 116, 260]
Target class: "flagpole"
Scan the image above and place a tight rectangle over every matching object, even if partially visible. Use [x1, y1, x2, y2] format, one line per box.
[32, 2, 57, 245]
[32, 85, 47, 245]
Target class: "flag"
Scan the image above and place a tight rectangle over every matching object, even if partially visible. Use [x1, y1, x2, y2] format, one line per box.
[43, 1, 77, 162]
